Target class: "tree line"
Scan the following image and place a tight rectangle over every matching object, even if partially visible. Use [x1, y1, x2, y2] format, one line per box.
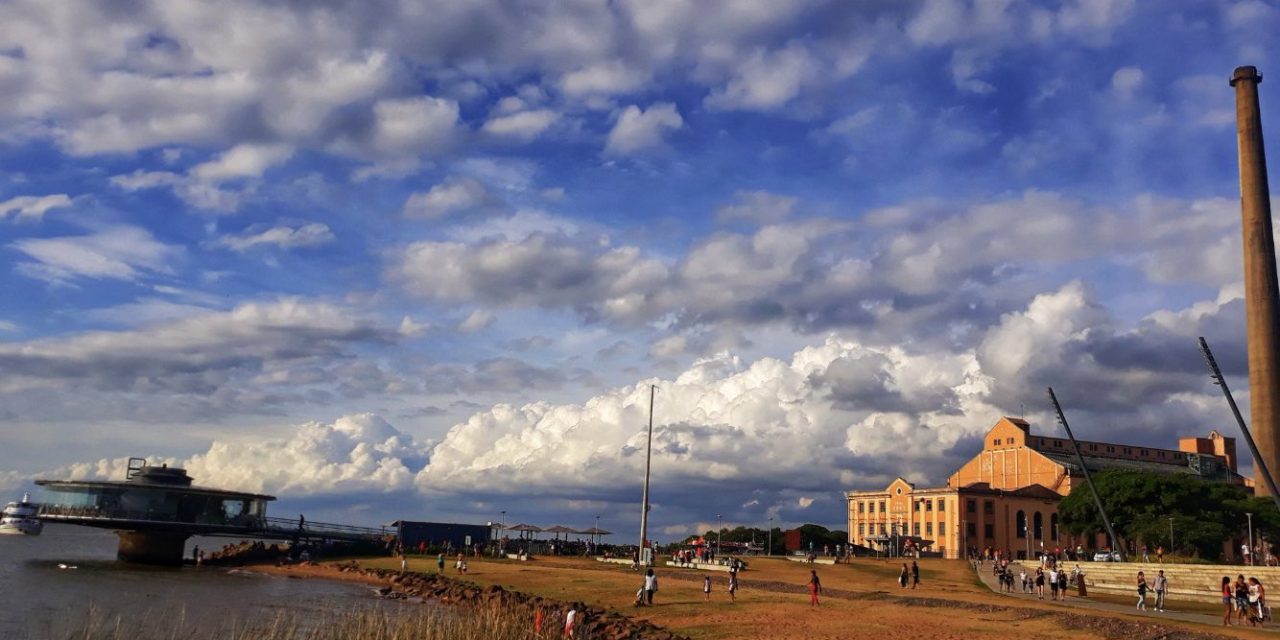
[1058, 469, 1279, 560]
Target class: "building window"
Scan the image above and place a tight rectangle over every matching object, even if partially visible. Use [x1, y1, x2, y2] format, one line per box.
[912, 524, 919, 535]
[914, 500, 920, 512]
[1016, 510, 1026, 538]
[926, 500, 933, 512]
[967, 499, 976, 513]
[984, 524, 994, 539]
[966, 522, 976, 538]
[858, 502, 864, 513]
[1107, 446, 1115, 453]
[1033, 512, 1043, 539]
[879, 524, 886, 535]
[938, 500, 946, 512]
[879, 501, 886, 513]
[926, 522, 933, 535]
[983, 500, 994, 515]
[939, 522, 946, 536]
[858, 524, 864, 535]
[992, 439, 999, 446]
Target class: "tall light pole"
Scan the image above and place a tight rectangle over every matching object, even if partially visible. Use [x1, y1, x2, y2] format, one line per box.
[1248, 512, 1256, 565]
[1024, 523, 1030, 562]
[1168, 516, 1175, 554]
[717, 514, 723, 557]
[638, 385, 657, 566]
[768, 516, 773, 557]
[595, 514, 601, 548]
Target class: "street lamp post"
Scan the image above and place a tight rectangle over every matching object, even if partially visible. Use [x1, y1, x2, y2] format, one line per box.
[1024, 524, 1030, 562]
[1248, 513, 1256, 565]
[768, 516, 773, 557]
[638, 385, 657, 567]
[717, 514, 723, 558]
[1168, 517, 1174, 554]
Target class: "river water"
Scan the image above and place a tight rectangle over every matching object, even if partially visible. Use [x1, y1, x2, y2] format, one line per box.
[0, 524, 376, 639]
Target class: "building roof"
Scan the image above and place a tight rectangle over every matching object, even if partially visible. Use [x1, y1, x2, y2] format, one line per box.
[955, 482, 1062, 500]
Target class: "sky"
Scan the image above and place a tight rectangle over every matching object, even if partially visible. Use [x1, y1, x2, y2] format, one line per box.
[1, 0, 1279, 541]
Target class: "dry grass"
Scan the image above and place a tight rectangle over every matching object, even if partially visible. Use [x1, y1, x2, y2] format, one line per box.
[344, 555, 1271, 640]
[62, 604, 565, 640]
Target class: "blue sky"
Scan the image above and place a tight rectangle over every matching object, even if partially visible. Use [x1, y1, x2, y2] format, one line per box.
[1, 0, 1278, 540]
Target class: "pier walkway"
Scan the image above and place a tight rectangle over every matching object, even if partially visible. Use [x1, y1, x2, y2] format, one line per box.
[37, 507, 390, 544]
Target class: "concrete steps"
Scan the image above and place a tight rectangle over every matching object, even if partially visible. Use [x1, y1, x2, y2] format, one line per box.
[1034, 562, 1278, 603]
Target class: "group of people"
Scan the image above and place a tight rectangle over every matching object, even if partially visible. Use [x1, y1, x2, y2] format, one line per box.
[698, 563, 742, 603]
[897, 561, 920, 589]
[1134, 569, 1168, 611]
[1222, 574, 1269, 627]
[533, 602, 586, 638]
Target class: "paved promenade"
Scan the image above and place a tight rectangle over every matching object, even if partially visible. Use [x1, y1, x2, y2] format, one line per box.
[974, 562, 1275, 633]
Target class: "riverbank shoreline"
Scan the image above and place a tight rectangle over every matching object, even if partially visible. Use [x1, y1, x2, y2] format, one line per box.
[243, 556, 1265, 640]
[246, 560, 690, 639]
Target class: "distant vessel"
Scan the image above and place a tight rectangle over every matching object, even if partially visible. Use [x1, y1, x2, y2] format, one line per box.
[0, 493, 42, 536]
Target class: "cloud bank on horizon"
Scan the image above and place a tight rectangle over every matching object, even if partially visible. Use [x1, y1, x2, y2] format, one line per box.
[0, 0, 1277, 536]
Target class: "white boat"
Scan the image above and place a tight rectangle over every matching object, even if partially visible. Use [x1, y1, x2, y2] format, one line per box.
[0, 493, 43, 535]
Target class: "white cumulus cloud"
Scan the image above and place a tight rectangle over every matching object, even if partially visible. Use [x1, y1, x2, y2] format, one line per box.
[604, 103, 683, 155]
[0, 194, 72, 221]
[217, 222, 335, 252]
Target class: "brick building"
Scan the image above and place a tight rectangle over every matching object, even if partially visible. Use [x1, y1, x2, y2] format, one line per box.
[846, 417, 1247, 559]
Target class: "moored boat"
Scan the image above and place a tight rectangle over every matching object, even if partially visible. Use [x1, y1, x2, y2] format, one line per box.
[0, 493, 43, 535]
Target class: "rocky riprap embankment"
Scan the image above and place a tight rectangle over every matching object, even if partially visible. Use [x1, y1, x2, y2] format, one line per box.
[335, 564, 689, 640]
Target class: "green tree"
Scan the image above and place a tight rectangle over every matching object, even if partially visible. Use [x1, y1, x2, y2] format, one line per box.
[1057, 470, 1269, 560]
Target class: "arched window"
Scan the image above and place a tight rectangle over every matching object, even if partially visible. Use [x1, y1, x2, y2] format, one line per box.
[1033, 512, 1043, 540]
[1016, 510, 1027, 538]
[1050, 514, 1059, 541]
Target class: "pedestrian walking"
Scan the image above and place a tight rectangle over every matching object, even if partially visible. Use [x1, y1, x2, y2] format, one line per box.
[899, 563, 909, 588]
[1156, 545, 1164, 563]
[1035, 568, 1045, 599]
[1236, 575, 1250, 625]
[644, 568, 658, 605]
[728, 573, 738, 603]
[1154, 569, 1168, 612]
[807, 570, 822, 607]
[1223, 576, 1235, 626]
[1136, 571, 1148, 611]
[564, 603, 578, 638]
[1244, 543, 1253, 566]
[1057, 568, 1068, 601]
[1248, 577, 1267, 627]
[400, 551, 408, 572]
[703, 575, 712, 602]
[436, 552, 445, 573]
[1049, 567, 1059, 601]
[1141, 544, 1149, 563]
[911, 560, 920, 589]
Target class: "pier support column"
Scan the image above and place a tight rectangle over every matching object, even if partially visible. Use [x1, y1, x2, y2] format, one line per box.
[116, 530, 190, 565]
